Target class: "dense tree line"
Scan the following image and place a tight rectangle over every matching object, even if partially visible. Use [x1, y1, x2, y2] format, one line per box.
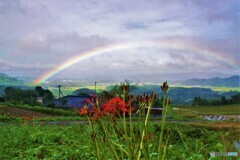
[2, 86, 54, 106]
[192, 93, 240, 106]
[35, 86, 55, 102]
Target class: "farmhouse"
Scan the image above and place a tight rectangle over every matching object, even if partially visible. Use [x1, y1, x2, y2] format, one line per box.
[145, 107, 163, 116]
[53, 95, 92, 108]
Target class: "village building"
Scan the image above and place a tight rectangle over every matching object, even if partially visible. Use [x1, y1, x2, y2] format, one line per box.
[145, 107, 163, 116]
[53, 95, 92, 108]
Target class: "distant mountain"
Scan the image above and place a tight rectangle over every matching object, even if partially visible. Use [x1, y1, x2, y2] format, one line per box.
[72, 88, 95, 96]
[126, 85, 239, 105]
[181, 75, 240, 87]
[0, 73, 25, 85]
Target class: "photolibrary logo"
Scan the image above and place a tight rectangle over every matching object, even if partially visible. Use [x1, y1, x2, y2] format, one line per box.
[210, 152, 215, 157]
[209, 152, 238, 157]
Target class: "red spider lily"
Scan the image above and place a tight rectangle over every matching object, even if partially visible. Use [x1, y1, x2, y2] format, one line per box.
[92, 112, 102, 120]
[86, 98, 93, 105]
[21, 116, 33, 121]
[79, 107, 88, 115]
[102, 97, 128, 114]
[143, 133, 153, 141]
[102, 103, 118, 114]
[143, 136, 147, 141]
[161, 81, 169, 94]
[88, 106, 103, 120]
[148, 133, 153, 139]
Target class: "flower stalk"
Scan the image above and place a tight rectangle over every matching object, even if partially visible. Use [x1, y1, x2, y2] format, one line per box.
[79, 82, 170, 160]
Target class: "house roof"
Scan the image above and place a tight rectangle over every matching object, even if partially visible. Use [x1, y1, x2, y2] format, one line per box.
[53, 95, 93, 108]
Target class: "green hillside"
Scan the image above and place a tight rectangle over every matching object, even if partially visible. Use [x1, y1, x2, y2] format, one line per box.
[0, 73, 25, 85]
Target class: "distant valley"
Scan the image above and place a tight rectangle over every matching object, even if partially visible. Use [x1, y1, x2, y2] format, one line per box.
[0, 72, 239, 105]
[181, 75, 239, 87]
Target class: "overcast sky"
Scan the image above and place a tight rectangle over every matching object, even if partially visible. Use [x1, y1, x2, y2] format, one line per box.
[0, 0, 239, 82]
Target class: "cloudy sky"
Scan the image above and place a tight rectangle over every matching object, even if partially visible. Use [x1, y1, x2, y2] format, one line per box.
[0, 0, 239, 82]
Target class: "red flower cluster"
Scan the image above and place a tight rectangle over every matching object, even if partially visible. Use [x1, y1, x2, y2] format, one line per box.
[79, 97, 135, 120]
[102, 97, 129, 114]
[143, 133, 154, 141]
[21, 115, 33, 121]
[79, 107, 88, 115]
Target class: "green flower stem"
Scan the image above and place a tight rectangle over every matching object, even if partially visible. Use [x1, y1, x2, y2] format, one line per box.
[177, 126, 189, 152]
[112, 141, 129, 156]
[123, 112, 133, 160]
[87, 116, 101, 160]
[129, 104, 134, 150]
[162, 130, 170, 160]
[100, 120, 120, 160]
[137, 102, 152, 160]
[110, 122, 125, 159]
[158, 93, 167, 160]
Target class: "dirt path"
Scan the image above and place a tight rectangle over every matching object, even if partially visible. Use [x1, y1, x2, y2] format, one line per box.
[0, 107, 52, 118]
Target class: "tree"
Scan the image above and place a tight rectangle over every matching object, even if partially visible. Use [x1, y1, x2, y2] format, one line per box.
[99, 90, 113, 103]
[0, 97, 5, 102]
[153, 97, 163, 107]
[231, 93, 240, 104]
[221, 96, 228, 105]
[3, 87, 38, 105]
[35, 86, 55, 103]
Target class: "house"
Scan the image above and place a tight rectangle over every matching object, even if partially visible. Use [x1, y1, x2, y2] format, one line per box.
[36, 97, 43, 104]
[53, 95, 92, 108]
[145, 107, 162, 116]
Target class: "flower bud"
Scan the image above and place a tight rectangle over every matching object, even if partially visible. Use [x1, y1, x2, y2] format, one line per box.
[128, 94, 134, 101]
[161, 81, 169, 94]
[151, 92, 157, 101]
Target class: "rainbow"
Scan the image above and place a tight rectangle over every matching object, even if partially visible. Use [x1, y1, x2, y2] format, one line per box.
[34, 40, 238, 84]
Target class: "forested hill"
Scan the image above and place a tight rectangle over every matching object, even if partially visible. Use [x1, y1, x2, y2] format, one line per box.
[105, 85, 240, 105]
[0, 73, 24, 85]
[181, 75, 239, 87]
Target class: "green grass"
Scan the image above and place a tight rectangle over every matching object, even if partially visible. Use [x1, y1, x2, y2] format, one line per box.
[175, 104, 240, 115]
[0, 103, 239, 159]
[0, 124, 94, 159]
[0, 123, 238, 159]
[210, 87, 240, 92]
[171, 84, 240, 92]
[35, 116, 86, 122]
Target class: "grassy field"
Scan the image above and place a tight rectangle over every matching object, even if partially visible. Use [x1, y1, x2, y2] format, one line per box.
[0, 103, 86, 122]
[174, 104, 240, 115]
[171, 84, 240, 92]
[0, 122, 239, 159]
[0, 103, 239, 159]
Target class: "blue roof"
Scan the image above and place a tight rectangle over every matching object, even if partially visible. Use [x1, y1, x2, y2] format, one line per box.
[53, 95, 92, 108]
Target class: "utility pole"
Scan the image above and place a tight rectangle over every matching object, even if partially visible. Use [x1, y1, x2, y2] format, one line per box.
[58, 85, 61, 106]
[94, 82, 97, 94]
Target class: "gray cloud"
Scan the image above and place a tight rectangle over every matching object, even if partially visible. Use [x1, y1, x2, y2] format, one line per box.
[0, 0, 238, 81]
